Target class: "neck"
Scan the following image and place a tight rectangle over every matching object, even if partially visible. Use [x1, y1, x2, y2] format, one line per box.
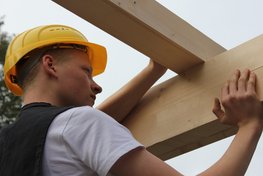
[22, 84, 60, 107]
[23, 93, 57, 106]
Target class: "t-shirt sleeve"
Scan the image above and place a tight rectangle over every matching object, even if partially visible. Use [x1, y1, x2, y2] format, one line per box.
[61, 106, 144, 176]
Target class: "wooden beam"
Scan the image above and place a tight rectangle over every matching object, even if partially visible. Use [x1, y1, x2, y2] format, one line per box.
[122, 34, 263, 160]
[52, 0, 263, 160]
[52, 0, 225, 73]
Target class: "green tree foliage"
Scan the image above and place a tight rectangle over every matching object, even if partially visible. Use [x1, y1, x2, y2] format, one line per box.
[0, 17, 22, 129]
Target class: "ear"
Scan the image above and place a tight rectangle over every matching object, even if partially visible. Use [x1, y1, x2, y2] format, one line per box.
[41, 54, 58, 78]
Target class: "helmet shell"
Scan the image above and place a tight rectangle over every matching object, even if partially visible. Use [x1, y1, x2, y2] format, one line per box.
[4, 24, 107, 96]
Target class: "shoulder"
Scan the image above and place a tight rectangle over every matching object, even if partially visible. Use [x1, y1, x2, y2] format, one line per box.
[54, 106, 131, 136]
[59, 106, 106, 118]
[46, 106, 144, 176]
[58, 106, 119, 127]
[46, 106, 117, 138]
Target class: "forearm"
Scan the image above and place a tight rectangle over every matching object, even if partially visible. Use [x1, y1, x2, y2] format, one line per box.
[198, 122, 262, 176]
[97, 61, 167, 122]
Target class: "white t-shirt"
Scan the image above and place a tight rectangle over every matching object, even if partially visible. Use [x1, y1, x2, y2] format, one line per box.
[42, 106, 143, 176]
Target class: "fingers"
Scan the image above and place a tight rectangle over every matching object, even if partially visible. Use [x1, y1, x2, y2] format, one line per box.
[212, 98, 225, 120]
[221, 81, 229, 100]
[148, 59, 167, 75]
[229, 69, 240, 94]
[216, 69, 260, 126]
[238, 69, 249, 93]
[228, 69, 256, 94]
[247, 71, 257, 93]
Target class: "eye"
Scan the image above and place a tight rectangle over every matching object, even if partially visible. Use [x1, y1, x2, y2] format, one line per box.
[83, 67, 93, 76]
[86, 68, 91, 74]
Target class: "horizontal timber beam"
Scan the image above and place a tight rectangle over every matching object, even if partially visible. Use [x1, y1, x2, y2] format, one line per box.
[122, 34, 263, 160]
[53, 0, 225, 73]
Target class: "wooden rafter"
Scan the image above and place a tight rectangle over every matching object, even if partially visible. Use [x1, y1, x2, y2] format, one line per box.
[52, 0, 263, 160]
[53, 0, 225, 73]
[123, 34, 263, 159]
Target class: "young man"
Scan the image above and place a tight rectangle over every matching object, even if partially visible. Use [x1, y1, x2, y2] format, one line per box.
[0, 24, 262, 176]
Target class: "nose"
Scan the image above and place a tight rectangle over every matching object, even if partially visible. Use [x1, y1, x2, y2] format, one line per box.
[91, 80, 102, 94]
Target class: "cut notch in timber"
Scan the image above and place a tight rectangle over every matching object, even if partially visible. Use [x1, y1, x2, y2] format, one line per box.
[53, 0, 226, 73]
[50, 0, 263, 161]
[123, 34, 263, 160]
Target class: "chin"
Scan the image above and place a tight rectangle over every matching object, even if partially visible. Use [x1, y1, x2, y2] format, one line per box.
[83, 101, 94, 107]
[68, 101, 90, 107]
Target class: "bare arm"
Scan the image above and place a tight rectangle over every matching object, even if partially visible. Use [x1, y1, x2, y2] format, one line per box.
[198, 69, 263, 176]
[109, 69, 262, 176]
[97, 60, 167, 122]
[110, 148, 183, 176]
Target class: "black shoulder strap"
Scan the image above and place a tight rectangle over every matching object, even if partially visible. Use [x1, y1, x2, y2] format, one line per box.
[0, 102, 73, 176]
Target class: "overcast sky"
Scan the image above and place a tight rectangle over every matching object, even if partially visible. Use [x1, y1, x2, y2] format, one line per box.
[1, 0, 263, 175]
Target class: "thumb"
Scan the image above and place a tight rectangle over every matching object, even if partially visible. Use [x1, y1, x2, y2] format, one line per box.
[212, 98, 225, 120]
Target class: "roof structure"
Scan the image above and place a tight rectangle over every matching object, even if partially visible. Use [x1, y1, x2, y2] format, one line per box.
[53, 0, 263, 160]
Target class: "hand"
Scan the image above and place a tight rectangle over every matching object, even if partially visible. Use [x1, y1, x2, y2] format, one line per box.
[213, 69, 263, 128]
[148, 59, 167, 76]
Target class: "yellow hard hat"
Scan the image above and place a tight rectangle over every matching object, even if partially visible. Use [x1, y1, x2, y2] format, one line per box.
[4, 24, 107, 96]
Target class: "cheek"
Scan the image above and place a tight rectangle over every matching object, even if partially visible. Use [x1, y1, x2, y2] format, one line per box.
[59, 68, 91, 91]
[75, 74, 92, 91]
